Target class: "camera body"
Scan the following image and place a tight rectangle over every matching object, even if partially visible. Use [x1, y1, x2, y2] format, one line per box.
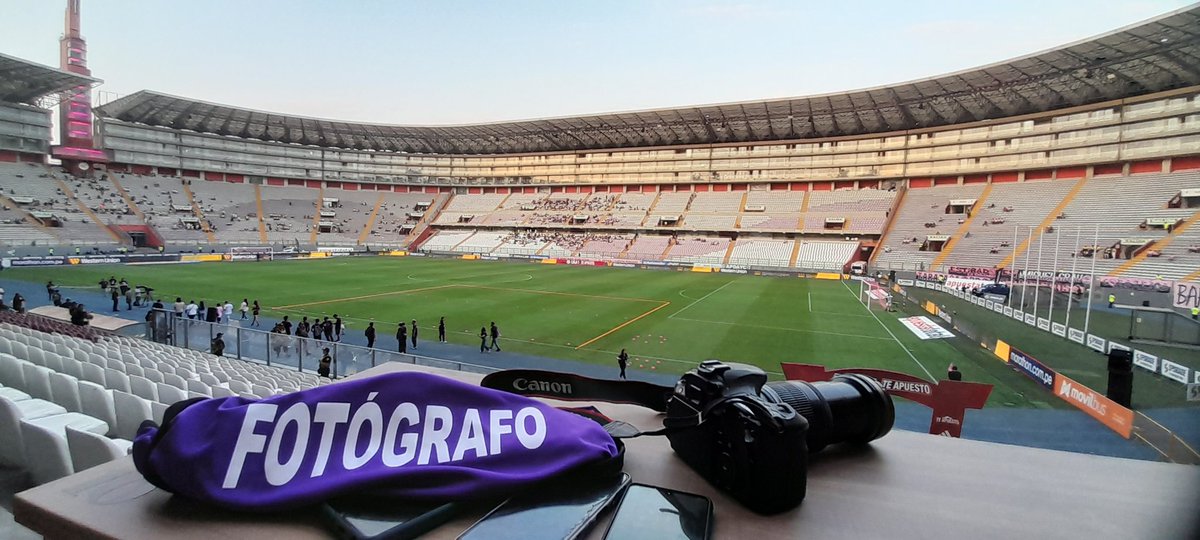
[665, 360, 809, 515]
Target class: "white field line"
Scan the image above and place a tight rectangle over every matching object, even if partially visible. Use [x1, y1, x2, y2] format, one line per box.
[841, 280, 935, 379]
[668, 280, 735, 320]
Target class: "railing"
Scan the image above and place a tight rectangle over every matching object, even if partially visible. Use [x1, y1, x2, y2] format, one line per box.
[145, 310, 497, 378]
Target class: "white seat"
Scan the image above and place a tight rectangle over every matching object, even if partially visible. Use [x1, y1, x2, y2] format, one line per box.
[128, 375, 158, 402]
[198, 373, 220, 386]
[150, 401, 168, 425]
[0, 339, 10, 355]
[21, 363, 53, 400]
[112, 391, 152, 441]
[125, 364, 145, 378]
[48, 372, 83, 413]
[80, 362, 106, 386]
[24, 346, 45, 366]
[227, 379, 251, 394]
[251, 384, 274, 398]
[42, 353, 64, 374]
[142, 368, 164, 384]
[66, 426, 132, 473]
[0, 386, 30, 401]
[155, 383, 187, 405]
[0, 396, 104, 467]
[162, 372, 186, 388]
[0, 354, 28, 388]
[211, 386, 235, 398]
[20, 420, 76, 484]
[78, 381, 119, 437]
[61, 358, 84, 379]
[10, 342, 28, 361]
[185, 379, 211, 396]
[103, 368, 131, 393]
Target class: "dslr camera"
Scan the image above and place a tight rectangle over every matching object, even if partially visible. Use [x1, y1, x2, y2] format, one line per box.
[665, 360, 894, 514]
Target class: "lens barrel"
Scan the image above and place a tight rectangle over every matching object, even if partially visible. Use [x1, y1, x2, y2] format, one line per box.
[763, 374, 894, 453]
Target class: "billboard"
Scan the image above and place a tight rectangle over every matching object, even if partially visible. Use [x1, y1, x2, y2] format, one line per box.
[1008, 347, 1056, 390]
[1053, 374, 1133, 438]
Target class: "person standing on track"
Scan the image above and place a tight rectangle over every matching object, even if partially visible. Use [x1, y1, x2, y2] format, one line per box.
[185, 300, 198, 320]
[397, 321, 408, 353]
[323, 317, 334, 341]
[489, 322, 501, 352]
[480, 327, 489, 353]
[617, 349, 629, 380]
[295, 317, 310, 355]
[251, 300, 261, 326]
[438, 317, 446, 343]
[223, 300, 234, 323]
[240, 299, 249, 320]
[365, 321, 376, 349]
[411, 319, 419, 350]
[281, 315, 293, 335]
[334, 314, 343, 342]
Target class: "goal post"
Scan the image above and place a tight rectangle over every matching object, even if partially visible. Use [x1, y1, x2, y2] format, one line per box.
[859, 278, 893, 311]
[227, 246, 275, 261]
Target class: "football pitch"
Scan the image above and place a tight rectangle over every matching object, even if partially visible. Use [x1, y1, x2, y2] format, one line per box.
[3, 256, 1086, 409]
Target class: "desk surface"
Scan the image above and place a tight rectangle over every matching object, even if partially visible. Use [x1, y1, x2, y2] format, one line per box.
[15, 362, 1200, 540]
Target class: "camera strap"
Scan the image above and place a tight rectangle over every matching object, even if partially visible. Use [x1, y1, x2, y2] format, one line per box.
[480, 369, 674, 412]
[481, 370, 708, 440]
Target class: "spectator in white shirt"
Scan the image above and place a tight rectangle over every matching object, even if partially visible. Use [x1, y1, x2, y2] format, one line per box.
[185, 301, 199, 320]
[222, 301, 234, 323]
[240, 299, 249, 320]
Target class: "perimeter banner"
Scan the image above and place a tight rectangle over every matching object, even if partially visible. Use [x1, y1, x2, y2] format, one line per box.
[781, 363, 992, 438]
[1053, 374, 1133, 438]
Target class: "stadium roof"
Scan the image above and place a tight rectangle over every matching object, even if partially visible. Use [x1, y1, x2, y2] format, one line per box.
[96, 6, 1200, 155]
[0, 52, 99, 105]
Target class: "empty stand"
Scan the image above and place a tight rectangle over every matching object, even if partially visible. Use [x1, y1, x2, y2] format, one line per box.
[727, 238, 795, 267]
[795, 240, 859, 271]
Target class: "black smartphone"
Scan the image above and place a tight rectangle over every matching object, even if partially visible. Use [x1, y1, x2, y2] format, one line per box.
[601, 484, 714, 540]
[457, 473, 632, 540]
[322, 497, 463, 540]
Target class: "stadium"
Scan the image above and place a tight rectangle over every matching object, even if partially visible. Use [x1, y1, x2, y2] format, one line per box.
[0, 1, 1199, 538]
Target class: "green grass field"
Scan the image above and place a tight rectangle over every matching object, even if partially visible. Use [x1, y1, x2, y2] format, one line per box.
[1, 256, 1106, 409]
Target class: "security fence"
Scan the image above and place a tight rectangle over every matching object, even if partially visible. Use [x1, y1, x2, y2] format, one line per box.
[145, 309, 497, 378]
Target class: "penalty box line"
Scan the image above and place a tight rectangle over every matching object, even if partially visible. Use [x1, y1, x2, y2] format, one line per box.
[575, 301, 673, 350]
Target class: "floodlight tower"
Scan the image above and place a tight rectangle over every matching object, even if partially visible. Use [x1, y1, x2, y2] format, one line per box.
[51, 0, 108, 176]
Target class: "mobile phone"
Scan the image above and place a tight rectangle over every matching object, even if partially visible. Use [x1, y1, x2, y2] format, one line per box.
[322, 497, 463, 540]
[601, 484, 714, 540]
[457, 473, 632, 540]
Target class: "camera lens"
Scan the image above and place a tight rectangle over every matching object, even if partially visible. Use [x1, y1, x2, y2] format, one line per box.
[762, 374, 894, 453]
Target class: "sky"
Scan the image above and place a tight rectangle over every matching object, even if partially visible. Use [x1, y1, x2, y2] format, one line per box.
[0, 0, 1194, 125]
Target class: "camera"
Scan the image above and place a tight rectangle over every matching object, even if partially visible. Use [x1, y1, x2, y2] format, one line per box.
[665, 360, 894, 514]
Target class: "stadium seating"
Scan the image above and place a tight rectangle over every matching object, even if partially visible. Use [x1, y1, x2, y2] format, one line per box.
[0, 315, 326, 485]
[794, 240, 859, 270]
[873, 184, 987, 270]
[727, 238, 794, 267]
[257, 185, 318, 243]
[0, 162, 117, 246]
[622, 234, 672, 260]
[577, 234, 632, 258]
[420, 230, 475, 251]
[453, 231, 509, 253]
[188, 179, 261, 244]
[940, 180, 1077, 269]
[114, 173, 209, 244]
[665, 236, 730, 265]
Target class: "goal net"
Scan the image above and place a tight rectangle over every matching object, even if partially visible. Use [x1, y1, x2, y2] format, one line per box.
[227, 246, 274, 261]
[859, 278, 892, 311]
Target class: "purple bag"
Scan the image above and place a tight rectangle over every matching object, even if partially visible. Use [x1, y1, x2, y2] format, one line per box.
[133, 372, 622, 511]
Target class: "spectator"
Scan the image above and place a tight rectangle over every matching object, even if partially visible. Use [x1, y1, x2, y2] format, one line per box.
[334, 314, 343, 342]
[223, 300, 234, 323]
[318, 348, 333, 379]
[282, 315, 293, 335]
[211, 333, 226, 357]
[947, 363, 962, 381]
[186, 300, 198, 320]
[111, 287, 120, 312]
[490, 322, 501, 352]
[240, 298, 249, 320]
[411, 319, 419, 350]
[480, 327, 489, 353]
[438, 316, 446, 343]
[251, 300, 261, 326]
[397, 322, 408, 353]
[125, 286, 135, 310]
[617, 349, 629, 380]
[12, 293, 24, 314]
[365, 321, 376, 348]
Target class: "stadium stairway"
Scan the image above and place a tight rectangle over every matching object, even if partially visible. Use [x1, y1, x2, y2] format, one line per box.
[997, 176, 1089, 269]
[180, 180, 217, 243]
[928, 183, 993, 269]
[310, 186, 324, 244]
[49, 174, 126, 245]
[1109, 206, 1200, 276]
[105, 172, 147, 224]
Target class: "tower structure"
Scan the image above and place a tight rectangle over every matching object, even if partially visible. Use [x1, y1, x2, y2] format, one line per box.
[52, 0, 107, 175]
